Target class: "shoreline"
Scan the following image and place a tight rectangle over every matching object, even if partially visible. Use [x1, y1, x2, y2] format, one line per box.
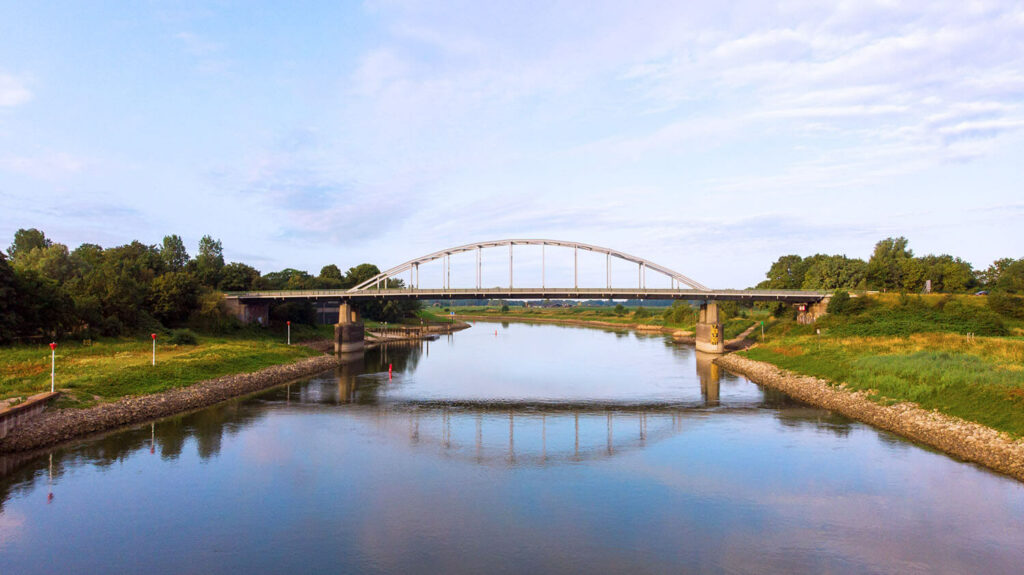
[0, 352, 341, 455]
[715, 353, 1024, 482]
[458, 313, 696, 340]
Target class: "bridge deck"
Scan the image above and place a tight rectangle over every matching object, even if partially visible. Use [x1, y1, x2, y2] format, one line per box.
[224, 288, 827, 303]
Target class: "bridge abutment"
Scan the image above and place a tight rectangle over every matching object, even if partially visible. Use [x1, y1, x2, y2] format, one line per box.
[695, 301, 725, 354]
[224, 299, 270, 325]
[335, 302, 365, 354]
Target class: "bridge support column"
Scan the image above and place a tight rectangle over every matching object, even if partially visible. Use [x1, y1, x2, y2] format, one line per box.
[695, 351, 721, 405]
[335, 302, 365, 354]
[695, 301, 724, 354]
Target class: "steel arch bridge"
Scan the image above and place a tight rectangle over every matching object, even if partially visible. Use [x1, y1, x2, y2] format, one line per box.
[224, 238, 827, 304]
[351, 238, 709, 292]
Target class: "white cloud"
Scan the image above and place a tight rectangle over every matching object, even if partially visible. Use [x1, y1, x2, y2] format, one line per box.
[0, 74, 31, 107]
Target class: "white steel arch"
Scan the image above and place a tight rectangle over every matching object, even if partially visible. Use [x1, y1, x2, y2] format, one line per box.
[348, 239, 710, 292]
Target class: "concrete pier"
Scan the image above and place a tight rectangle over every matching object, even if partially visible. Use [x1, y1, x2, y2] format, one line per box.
[695, 301, 725, 354]
[334, 302, 365, 354]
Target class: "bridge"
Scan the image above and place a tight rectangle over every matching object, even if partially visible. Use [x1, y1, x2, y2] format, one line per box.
[223, 239, 829, 355]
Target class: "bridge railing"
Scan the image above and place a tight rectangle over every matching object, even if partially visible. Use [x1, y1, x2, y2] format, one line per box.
[223, 287, 830, 300]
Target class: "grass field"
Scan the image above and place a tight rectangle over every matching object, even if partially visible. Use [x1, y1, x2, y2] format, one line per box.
[743, 293, 1024, 436]
[0, 330, 323, 409]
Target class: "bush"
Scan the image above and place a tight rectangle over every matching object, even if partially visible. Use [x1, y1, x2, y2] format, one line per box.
[988, 291, 1024, 319]
[500, 304, 509, 313]
[633, 306, 651, 320]
[827, 291, 869, 315]
[168, 329, 198, 345]
[614, 304, 626, 316]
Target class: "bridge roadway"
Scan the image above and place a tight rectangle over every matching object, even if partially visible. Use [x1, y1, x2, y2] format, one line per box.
[224, 287, 827, 303]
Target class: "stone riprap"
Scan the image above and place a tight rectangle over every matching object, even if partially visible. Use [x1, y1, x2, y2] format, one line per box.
[715, 353, 1024, 482]
[0, 354, 340, 454]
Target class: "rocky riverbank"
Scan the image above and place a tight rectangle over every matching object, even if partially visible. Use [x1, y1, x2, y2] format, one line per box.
[715, 353, 1024, 482]
[0, 353, 341, 455]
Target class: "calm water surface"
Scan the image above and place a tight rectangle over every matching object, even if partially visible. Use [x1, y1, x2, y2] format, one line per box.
[1, 322, 1023, 574]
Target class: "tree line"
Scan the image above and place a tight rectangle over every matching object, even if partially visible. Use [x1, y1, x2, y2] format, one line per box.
[757, 237, 1024, 294]
[0, 228, 418, 344]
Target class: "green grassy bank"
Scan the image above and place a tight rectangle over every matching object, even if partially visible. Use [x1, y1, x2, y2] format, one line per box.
[0, 328, 327, 409]
[435, 304, 763, 338]
[743, 293, 1024, 436]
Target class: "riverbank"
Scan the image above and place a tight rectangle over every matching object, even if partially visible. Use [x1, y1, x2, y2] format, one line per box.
[0, 333, 323, 409]
[457, 313, 696, 339]
[715, 353, 1024, 482]
[0, 352, 340, 454]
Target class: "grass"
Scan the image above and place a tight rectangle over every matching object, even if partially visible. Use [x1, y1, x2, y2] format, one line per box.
[743, 330, 1024, 436]
[0, 331, 320, 409]
[437, 304, 697, 328]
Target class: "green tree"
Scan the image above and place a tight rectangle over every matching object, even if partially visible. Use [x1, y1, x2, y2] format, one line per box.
[7, 228, 51, 261]
[762, 255, 808, 289]
[977, 258, 1016, 288]
[996, 259, 1024, 294]
[0, 252, 20, 343]
[800, 255, 867, 290]
[161, 235, 190, 271]
[149, 271, 200, 325]
[341, 263, 381, 289]
[918, 254, 974, 293]
[866, 237, 913, 291]
[219, 262, 261, 291]
[319, 264, 342, 281]
[261, 268, 313, 290]
[13, 269, 75, 336]
[11, 242, 76, 284]
[195, 235, 225, 287]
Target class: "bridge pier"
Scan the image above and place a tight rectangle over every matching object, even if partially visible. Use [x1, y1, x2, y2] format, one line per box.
[695, 301, 724, 354]
[335, 302, 365, 354]
[695, 351, 721, 405]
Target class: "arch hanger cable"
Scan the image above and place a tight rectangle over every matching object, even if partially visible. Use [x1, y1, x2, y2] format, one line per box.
[348, 239, 710, 292]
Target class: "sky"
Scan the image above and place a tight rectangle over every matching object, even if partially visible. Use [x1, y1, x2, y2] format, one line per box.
[1, 1, 1022, 289]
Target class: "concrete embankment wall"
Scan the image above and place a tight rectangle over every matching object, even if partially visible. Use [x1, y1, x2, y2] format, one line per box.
[0, 392, 59, 440]
[715, 354, 1024, 482]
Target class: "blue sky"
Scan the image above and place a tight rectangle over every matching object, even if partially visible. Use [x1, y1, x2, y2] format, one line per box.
[1, 1, 1022, 288]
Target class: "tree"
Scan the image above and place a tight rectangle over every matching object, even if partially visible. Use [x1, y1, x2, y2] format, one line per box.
[161, 235, 190, 271]
[11, 242, 76, 284]
[260, 268, 313, 290]
[0, 252, 19, 344]
[149, 271, 200, 325]
[918, 254, 974, 293]
[319, 264, 342, 281]
[7, 228, 51, 261]
[341, 263, 381, 289]
[800, 255, 867, 290]
[219, 262, 261, 291]
[866, 237, 913, 291]
[977, 258, 1016, 288]
[997, 259, 1024, 294]
[13, 269, 74, 336]
[762, 255, 808, 289]
[195, 235, 224, 287]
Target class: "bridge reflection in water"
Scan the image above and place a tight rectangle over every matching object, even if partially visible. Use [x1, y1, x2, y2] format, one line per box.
[316, 338, 733, 468]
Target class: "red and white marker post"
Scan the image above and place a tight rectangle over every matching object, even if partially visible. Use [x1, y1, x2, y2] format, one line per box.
[151, 333, 157, 366]
[49, 342, 57, 392]
[287, 321, 291, 345]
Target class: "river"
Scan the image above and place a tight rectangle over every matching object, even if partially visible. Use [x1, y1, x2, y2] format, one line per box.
[1, 321, 1022, 574]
